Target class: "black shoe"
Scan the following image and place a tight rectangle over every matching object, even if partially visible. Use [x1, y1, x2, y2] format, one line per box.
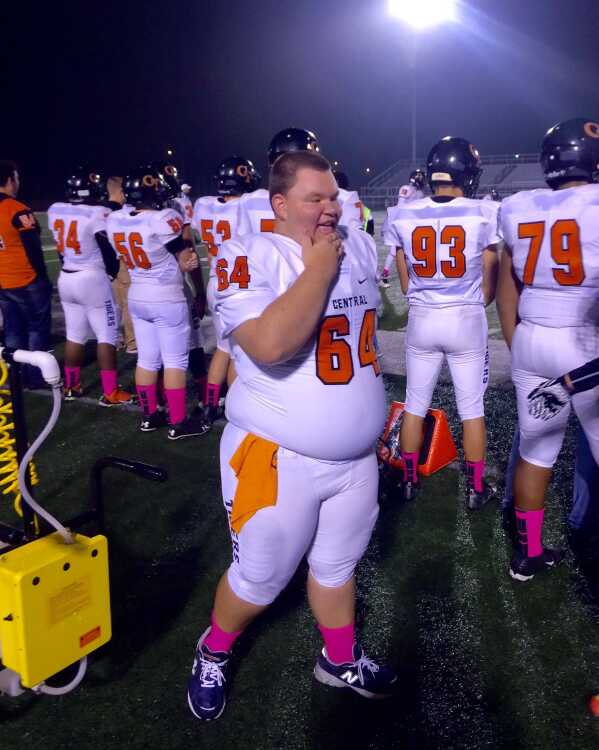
[509, 547, 564, 582]
[168, 415, 211, 440]
[402, 479, 419, 501]
[139, 411, 167, 432]
[465, 481, 497, 511]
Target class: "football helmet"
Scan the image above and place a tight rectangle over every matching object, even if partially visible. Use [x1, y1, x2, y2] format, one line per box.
[267, 128, 319, 166]
[540, 118, 599, 189]
[65, 168, 107, 204]
[152, 160, 181, 195]
[333, 170, 350, 190]
[215, 157, 261, 196]
[426, 137, 482, 198]
[409, 169, 425, 191]
[123, 165, 173, 209]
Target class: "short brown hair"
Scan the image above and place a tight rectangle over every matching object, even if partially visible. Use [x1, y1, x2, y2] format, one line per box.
[0, 160, 18, 188]
[269, 151, 331, 202]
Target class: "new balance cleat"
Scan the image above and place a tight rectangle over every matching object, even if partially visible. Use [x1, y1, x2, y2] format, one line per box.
[187, 628, 230, 721]
[314, 644, 397, 699]
[99, 388, 136, 407]
[168, 415, 211, 440]
[63, 385, 83, 401]
[509, 547, 564, 582]
[139, 411, 167, 432]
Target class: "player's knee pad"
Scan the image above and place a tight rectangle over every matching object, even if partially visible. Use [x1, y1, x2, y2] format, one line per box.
[162, 351, 189, 371]
[308, 560, 356, 590]
[136, 354, 162, 372]
[455, 393, 485, 422]
[404, 387, 431, 419]
[226, 514, 289, 606]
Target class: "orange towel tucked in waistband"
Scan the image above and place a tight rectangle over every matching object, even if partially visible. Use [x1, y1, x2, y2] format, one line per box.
[229, 433, 279, 534]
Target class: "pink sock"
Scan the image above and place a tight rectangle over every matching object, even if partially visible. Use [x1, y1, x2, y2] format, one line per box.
[515, 508, 544, 558]
[466, 459, 485, 493]
[318, 622, 355, 665]
[136, 384, 157, 417]
[203, 612, 242, 654]
[64, 366, 80, 389]
[100, 369, 118, 397]
[206, 382, 220, 407]
[165, 387, 186, 425]
[401, 451, 419, 483]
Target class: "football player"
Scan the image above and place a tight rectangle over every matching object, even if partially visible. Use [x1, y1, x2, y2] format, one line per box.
[106, 165, 209, 439]
[186, 151, 397, 722]
[385, 137, 500, 508]
[332, 169, 364, 232]
[193, 156, 260, 421]
[380, 169, 427, 288]
[497, 118, 599, 581]
[153, 160, 208, 412]
[237, 128, 363, 235]
[47, 168, 134, 405]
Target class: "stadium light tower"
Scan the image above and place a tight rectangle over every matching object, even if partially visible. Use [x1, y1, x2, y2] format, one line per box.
[387, 0, 457, 162]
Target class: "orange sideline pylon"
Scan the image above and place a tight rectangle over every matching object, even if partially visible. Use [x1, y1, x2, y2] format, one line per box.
[377, 401, 458, 477]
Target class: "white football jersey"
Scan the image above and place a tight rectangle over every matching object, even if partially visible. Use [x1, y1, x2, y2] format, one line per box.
[337, 188, 363, 231]
[47, 203, 112, 272]
[385, 196, 500, 307]
[213, 230, 386, 460]
[237, 189, 275, 236]
[499, 183, 599, 328]
[382, 186, 425, 244]
[397, 184, 424, 204]
[172, 194, 193, 225]
[192, 195, 241, 258]
[106, 207, 185, 302]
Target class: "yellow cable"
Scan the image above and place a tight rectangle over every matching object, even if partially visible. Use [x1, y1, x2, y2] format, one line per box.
[0, 360, 40, 526]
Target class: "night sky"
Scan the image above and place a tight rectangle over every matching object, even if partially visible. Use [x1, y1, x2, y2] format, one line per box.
[5, 0, 599, 202]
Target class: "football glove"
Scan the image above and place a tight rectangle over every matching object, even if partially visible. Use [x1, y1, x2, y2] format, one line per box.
[527, 377, 571, 421]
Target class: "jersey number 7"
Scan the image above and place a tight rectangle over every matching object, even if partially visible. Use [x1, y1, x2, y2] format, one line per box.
[518, 219, 585, 286]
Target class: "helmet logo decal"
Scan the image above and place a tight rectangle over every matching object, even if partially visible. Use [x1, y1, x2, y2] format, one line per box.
[236, 164, 251, 183]
[584, 122, 599, 138]
[89, 173, 101, 183]
[165, 165, 177, 176]
[142, 175, 157, 187]
[469, 143, 481, 163]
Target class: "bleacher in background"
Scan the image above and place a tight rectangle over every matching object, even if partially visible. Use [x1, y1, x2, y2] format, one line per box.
[359, 153, 545, 209]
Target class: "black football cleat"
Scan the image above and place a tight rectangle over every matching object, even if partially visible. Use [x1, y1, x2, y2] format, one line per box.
[509, 547, 564, 582]
[139, 410, 167, 432]
[168, 415, 211, 440]
[465, 481, 497, 511]
[402, 479, 419, 502]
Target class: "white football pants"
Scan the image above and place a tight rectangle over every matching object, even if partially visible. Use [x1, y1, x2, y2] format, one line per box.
[405, 304, 489, 421]
[221, 423, 379, 606]
[58, 269, 118, 346]
[129, 299, 190, 371]
[512, 320, 599, 468]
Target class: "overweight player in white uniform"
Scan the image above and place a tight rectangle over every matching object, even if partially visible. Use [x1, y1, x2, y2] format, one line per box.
[48, 169, 134, 406]
[186, 151, 397, 723]
[386, 138, 499, 508]
[380, 169, 426, 287]
[497, 118, 599, 581]
[192, 156, 260, 421]
[107, 166, 208, 440]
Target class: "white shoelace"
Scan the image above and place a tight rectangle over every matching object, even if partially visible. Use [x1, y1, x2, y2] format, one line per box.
[354, 653, 379, 685]
[198, 655, 226, 688]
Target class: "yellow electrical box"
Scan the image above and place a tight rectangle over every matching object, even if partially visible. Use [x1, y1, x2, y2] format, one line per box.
[0, 532, 111, 688]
